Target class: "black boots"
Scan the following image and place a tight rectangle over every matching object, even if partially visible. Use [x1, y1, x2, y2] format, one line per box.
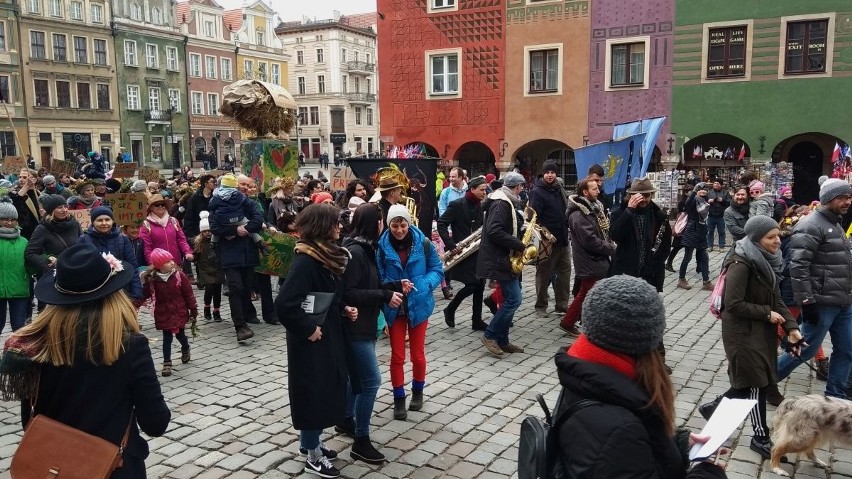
[443, 308, 455, 328]
[409, 390, 423, 411]
[699, 395, 723, 420]
[750, 436, 772, 460]
[212, 310, 222, 322]
[393, 397, 407, 420]
[351, 436, 386, 464]
[483, 296, 498, 315]
[204, 306, 212, 320]
[334, 416, 355, 438]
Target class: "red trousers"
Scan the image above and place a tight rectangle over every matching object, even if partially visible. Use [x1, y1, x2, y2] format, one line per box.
[561, 278, 599, 328]
[389, 316, 428, 389]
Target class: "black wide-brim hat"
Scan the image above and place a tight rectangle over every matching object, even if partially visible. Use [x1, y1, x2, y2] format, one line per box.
[35, 243, 134, 305]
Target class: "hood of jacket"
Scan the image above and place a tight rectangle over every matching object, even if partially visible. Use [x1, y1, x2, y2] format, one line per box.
[566, 194, 600, 216]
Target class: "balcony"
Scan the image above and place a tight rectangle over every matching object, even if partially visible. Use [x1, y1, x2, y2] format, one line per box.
[144, 109, 172, 124]
[348, 92, 376, 104]
[345, 61, 375, 75]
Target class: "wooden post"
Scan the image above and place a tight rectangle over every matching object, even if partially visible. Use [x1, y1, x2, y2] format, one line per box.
[1, 102, 28, 157]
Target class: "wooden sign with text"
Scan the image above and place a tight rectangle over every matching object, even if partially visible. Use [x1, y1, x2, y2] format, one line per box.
[330, 166, 356, 192]
[112, 162, 138, 179]
[3, 156, 26, 174]
[71, 208, 91, 230]
[50, 160, 77, 176]
[104, 193, 148, 226]
[138, 166, 161, 183]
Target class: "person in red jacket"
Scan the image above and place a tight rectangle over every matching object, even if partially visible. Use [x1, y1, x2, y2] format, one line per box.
[141, 248, 198, 377]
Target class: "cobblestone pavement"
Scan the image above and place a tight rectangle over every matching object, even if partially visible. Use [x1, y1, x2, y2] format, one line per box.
[1, 250, 850, 478]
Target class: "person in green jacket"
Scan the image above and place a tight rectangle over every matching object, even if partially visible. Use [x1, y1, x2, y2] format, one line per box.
[0, 197, 32, 333]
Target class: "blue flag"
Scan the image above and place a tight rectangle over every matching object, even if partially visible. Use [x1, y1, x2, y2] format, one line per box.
[613, 117, 667, 178]
[574, 134, 646, 195]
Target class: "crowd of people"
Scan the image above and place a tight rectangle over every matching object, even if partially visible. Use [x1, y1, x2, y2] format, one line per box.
[0, 154, 850, 478]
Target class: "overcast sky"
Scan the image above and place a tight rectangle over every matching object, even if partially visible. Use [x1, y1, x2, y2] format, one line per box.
[217, 0, 377, 21]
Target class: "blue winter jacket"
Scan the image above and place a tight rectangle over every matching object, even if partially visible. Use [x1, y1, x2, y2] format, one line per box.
[209, 191, 264, 269]
[78, 225, 142, 300]
[377, 227, 444, 327]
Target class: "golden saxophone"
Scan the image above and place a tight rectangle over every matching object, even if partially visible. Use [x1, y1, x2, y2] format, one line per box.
[442, 227, 481, 271]
[375, 165, 418, 227]
[510, 209, 538, 275]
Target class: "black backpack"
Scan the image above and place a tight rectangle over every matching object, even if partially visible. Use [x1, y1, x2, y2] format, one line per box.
[518, 391, 598, 479]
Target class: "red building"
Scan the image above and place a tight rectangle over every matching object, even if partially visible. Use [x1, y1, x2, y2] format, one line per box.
[376, 0, 505, 175]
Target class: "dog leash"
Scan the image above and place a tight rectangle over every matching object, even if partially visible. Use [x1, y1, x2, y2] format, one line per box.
[782, 339, 823, 376]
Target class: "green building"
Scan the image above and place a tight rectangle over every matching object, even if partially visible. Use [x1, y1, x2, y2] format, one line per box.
[0, 0, 28, 158]
[113, 0, 189, 169]
[673, 1, 852, 203]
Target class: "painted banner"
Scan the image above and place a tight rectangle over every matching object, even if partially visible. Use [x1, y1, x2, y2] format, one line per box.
[255, 229, 298, 277]
[50, 160, 76, 176]
[613, 117, 667, 179]
[138, 166, 161, 183]
[104, 193, 147, 226]
[574, 134, 646, 196]
[330, 167, 356, 192]
[71, 208, 91, 230]
[112, 162, 138, 178]
[241, 139, 298, 192]
[3, 156, 26, 174]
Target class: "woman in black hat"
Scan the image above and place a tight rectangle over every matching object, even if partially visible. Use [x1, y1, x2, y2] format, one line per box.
[0, 243, 170, 478]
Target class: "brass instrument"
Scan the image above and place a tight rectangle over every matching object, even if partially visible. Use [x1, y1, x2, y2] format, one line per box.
[510, 209, 539, 275]
[442, 227, 481, 271]
[373, 165, 418, 227]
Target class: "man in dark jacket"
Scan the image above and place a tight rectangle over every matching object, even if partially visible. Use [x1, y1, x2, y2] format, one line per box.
[12, 168, 42, 239]
[183, 174, 216, 238]
[438, 175, 487, 331]
[477, 172, 527, 357]
[528, 160, 571, 314]
[706, 178, 730, 251]
[778, 178, 852, 399]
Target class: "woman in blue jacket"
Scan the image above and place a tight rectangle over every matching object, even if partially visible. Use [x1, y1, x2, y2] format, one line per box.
[78, 206, 143, 302]
[377, 204, 443, 420]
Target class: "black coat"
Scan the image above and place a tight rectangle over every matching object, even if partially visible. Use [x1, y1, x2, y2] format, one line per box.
[566, 195, 615, 279]
[437, 194, 483, 285]
[209, 197, 264, 269]
[528, 178, 568, 246]
[183, 188, 212, 238]
[681, 194, 709, 249]
[554, 352, 726, 479]
[476, 192, 525, 281]
[25, 217, 82, 276]
[12, 189, 41, 239]
[342, 237, 398, 341]
[276, 253, 349, 430]
[609, 201, 672, 292]
[21, 333, 170, 478]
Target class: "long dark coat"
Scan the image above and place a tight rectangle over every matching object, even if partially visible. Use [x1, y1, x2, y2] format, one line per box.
[721, 252, 797, 389]
[276, 253, 349, 430]
[608, 201, 672, 292]
[566, 195, 615, 279]
[680, 193, 708, 249]
[437, 194, 483, 285]
[25, 217, 82, 276]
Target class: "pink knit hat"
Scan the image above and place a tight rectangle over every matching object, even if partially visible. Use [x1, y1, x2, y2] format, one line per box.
[749, 180, 765, 194]
[150, 248, 174, 270]
[311, 192, 334, 204]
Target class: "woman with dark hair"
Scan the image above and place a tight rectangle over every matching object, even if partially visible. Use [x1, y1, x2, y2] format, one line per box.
[275, 203, 358, 479]
[304, 179, 324, 198]
[338, 203, 403, 463]
[183, 174, 216, 239]
[677, 183, 712, 291]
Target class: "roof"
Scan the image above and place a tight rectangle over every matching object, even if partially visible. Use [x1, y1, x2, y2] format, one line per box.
[176, 2, 190, 24]
[223, 9, 242, 33]
[340, 12, 376, 29]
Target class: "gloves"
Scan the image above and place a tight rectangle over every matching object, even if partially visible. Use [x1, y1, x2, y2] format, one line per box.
[801, 302, 818, 324]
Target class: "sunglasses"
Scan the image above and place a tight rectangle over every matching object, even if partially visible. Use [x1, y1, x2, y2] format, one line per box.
[152, 203, 167, 208]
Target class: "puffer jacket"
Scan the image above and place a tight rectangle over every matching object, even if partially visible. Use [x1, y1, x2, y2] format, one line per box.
[208, 194, 264, 269]
[140, 216, 193, 265]
[78, 225, 142, 300]
[749, 194, 775, 218]
[788, 206, 852, 306]
[342, 237, 399, 341]
[566, 195, 615, 278]
[377, 227, 444, 328]
[25, 216, 82, 276]
[143, 270, 198, 331]
[528, 178, 568, 246]
[724, 203, 749, 241]
[0, 235, 31, 298]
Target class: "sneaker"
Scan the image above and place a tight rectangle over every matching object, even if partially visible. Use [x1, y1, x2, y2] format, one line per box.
[559, 324, 581, 337]
[212, 310, 222, 322]
[500, 343, 524, 353]
[203, 306, 211, 320]
[304, 456, 340, 478]
[480, 336, 504, 356]
[299, 444, 339, 460]
[236, 325, 254, 342]
[749, 436, 772, 460]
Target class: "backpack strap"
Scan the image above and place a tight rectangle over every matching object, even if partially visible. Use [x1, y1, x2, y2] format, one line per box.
[548, 398, 600, 475]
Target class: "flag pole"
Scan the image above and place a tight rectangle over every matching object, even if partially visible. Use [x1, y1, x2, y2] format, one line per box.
[1, 102, 28, 157]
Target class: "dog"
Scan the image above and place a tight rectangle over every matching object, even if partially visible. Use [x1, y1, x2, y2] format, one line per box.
[770, 394, 852, 476]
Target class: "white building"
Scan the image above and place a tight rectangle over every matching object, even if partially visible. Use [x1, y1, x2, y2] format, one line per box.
[275, 12, 379, 160]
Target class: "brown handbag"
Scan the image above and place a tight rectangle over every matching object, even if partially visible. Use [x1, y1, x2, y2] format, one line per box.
[10, 374, 132, 479]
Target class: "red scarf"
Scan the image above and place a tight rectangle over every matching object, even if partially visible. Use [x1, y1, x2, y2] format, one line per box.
[567, 334, 637, 380]
[464, 190, 481, 206]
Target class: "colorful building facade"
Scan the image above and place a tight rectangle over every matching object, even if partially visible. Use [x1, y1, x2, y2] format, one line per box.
[0, 0, 28, 160]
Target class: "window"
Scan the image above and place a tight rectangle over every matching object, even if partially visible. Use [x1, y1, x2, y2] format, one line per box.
[368, 137, 374, 153]
[207, 93, 219, 116]
[151, 7, 162, 25]
[148, 87, 160, 111]
[430, 0, 455, 10]
[77, 82, 90, 108]
[271, 64, 280, 85]
[94, 39, 107, 65]
[785, 19, 828, 74]
[366, 78, 372, 94]
[529, 49, 558, 92]
[129, 2, 141, 21]
[341, 48, 346, 61]
[74, 36, 87, 63]
[256, 29, 264, 45]
[297, 106, 307, 125]
[124, 40, 137, 66]
[168, 89, 180, 112]
[257, 62, 266, 81]
[27, 0, 39, 14]
[296, 50, 304, 65]
[297, 77, 305, 95]
[309, 106, 319, 125]
[204, 21, 214, 38]
[354, 76, 360, 92]
[126, 85, 139, 109]
[221, 58, 232, 81]
[70, 1, 83, 20]
[316, 48, 324, 63]
[610, 42, 645, 86]
[354, 51, 359, 62]
[366, 108, 373, 126]
[146, 44, 158, 68]
[52, 34, 66, 61]
[429, 53, 459, 95]
[191, 92, 203, 114]
[205, 55, 217, 79]
[34, 79, 49, 106]
[355, 106, 362, 125]
[0, 23, 6, 52]
[189, 54, 200, 77]
[56, 81, 71, 107]
[49, 0, 62, 16]
[317, 75, 325, 93]
[0, 132, 16, 156]
[151, 137, 162, 161]
[30, 31, 46, 59]
[166, 47, 178, 70]
[0, 76, 9, 102]
[243, 59, 253, 79]
[341, 75, 347, 93]
[367, 53, 371, 65]
[96, 84, 109, 109]
[90, 4, 103, 22]
[707, 26, 746, 78]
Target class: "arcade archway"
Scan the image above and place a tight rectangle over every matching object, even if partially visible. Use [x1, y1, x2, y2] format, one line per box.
[454, 141, 496, 178]
[511, 139, 576, 187]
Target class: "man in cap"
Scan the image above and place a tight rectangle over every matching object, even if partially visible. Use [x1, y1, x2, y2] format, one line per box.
[778, 178, 852, 399]
[41, 175, 71, 199]
[372, 177, 403, 223]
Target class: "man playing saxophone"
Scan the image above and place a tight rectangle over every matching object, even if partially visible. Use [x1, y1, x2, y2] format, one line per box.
[438, 176, 488, 331]
[477, 172, 527, 357]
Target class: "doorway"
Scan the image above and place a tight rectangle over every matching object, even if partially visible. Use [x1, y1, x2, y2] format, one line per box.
[788, 141, 823, 205]
[132, 140, 143, 164]
[40, 146, 51, 168]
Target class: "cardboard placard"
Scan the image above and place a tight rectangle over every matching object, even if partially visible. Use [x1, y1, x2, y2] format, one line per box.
[138, 166, 161, 183]
[3, 156, 26, 174]
[104, 193, 148, 226]
[112, 162, 138, 179]
[255, 229, 297, 277]
[330, 166, 356, 192]
[71, 208, 91, 230]
[50, 160, 77, 176]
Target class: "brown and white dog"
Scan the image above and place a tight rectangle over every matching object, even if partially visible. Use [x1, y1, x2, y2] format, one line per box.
[770, 394, 852, 476]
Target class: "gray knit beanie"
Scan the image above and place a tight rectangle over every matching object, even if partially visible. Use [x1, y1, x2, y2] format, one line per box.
[819, 178, 852, 205]
[744, 215, 780, 242]
[0, 197, 17, 219]
[41, 194, 67, 215]
[581, 275, 666, 356]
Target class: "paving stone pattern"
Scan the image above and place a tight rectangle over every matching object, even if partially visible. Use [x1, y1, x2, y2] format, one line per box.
[0, 250, 848, 478]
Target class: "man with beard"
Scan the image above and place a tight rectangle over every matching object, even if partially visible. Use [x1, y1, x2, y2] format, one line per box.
[40, 175, 72, 199]
[528, 160, 571, 315]
[724, 184, 750, 242]
[438, 176, 488, 331]
[12, 168, 43, 239]
[238, 174, 278, 325]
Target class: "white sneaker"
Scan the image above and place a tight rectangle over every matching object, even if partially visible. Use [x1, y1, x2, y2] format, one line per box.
[305, 456, 340, 478]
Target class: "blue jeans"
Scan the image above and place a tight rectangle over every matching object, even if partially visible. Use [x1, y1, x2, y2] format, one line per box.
[777, 305, 852, 398]
[678, 247, 709, 281]
[707, 216, 726, 248]
[0, 298, 29, 334]
[485, 278, 521, 346]
[344, 339, 381, 437]
[300, 429, 322, 450]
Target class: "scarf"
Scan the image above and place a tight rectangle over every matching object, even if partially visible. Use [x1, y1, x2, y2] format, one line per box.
[76, 194, 98, 208]
[499, 186, 521, 206]
[294, 239, 350, 276]
[464, 190, 482, 206]
[734, 238, 783, 286]
[389, 230, 413, 252]
[0, 226, 20, 239]
[0, 334, 42, 400]
[634, 206, 651, 267]
[47, 215, 79, 233]
[567, 334, 637, 380]
[695, 195, 709, 225]
[731, 201, 749, 216]
[146, 212, 171, 228]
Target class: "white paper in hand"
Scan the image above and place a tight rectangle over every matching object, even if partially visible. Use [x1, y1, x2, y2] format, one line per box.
[301, 295, 316, 314]
[689, 397, 756, 461]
